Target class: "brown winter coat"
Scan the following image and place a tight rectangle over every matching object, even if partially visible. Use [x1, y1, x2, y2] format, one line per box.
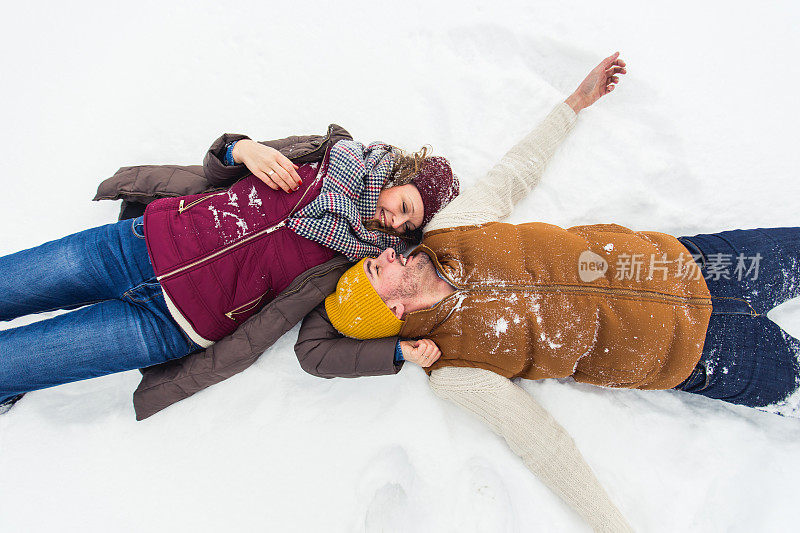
[95, 125, 400, 420]
[400, 222, 713, 390]
[94, 124, 353, 203]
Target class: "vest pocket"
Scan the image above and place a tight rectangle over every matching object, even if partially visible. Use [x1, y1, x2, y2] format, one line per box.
[225, 289, 271, 321]
[178, 191, 227, 213]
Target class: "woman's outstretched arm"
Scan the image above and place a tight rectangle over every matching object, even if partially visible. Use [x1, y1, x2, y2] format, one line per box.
[429, 366, 633, 533]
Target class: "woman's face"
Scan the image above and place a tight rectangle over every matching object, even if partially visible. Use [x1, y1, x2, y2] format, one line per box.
[374, 183, 424, 234]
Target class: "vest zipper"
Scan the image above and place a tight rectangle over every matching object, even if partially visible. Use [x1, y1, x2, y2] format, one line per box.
[225, 290, 271, 321]
[405, 284, 711, 325]
[404, 244, 711, 320]
[178, 191, 228, 213]
[157, 153, 328, 283]
[461, 284, 711, 306]
[158, 220, 288, 282]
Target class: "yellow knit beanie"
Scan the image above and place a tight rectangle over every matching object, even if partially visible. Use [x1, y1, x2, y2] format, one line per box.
[325, 258, 404, 339]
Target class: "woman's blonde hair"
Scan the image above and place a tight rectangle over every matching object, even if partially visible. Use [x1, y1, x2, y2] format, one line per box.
[385, 145, 431, 188]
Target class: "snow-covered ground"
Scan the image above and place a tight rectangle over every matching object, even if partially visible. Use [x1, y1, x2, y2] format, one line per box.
[2, 1, 800, 531]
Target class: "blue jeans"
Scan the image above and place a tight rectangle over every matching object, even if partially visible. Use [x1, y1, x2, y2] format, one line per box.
[0, 216, 202, 403]
[675, 228, 800, 414]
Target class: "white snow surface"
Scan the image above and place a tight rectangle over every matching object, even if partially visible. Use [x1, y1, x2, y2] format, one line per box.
[2, 1, 800, 532]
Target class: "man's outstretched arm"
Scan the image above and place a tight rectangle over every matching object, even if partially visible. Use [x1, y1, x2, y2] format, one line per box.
[425, 52, 625, 233]
[425, 103, 576, 232]
[429, 366, 633, 533]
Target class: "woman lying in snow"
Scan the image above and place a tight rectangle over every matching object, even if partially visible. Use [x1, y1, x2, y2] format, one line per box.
[0, 123, 459, 414]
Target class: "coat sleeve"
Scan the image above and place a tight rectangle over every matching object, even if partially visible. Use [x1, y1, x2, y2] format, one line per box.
[203, 133, 255, 187]
[203, 124, 353, 187]
[294, 302, 402, 378]
[429, 366, 633, 533]
[132, 256, 352, 421]
[425, 102, 577, 233]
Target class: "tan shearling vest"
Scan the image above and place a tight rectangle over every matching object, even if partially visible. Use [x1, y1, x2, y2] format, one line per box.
[400, 222, 712, 390]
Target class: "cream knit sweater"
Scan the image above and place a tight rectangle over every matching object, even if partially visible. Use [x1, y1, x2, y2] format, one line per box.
[425, 102, 633, 533]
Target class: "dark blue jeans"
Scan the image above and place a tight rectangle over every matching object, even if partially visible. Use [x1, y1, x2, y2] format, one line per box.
[0, 217, 202, 403]
[675, 228, 800, 414]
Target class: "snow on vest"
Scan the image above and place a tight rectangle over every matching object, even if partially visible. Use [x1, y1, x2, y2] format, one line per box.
[401, 222, 712, 390]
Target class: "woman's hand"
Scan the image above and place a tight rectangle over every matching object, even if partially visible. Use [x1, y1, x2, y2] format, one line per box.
[565, 51, 626, 113]
[231, 139, 303, 192]
[400, 338, 442, 368]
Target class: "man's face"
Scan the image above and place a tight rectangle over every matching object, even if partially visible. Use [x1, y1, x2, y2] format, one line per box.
[363, 247, 436, 318]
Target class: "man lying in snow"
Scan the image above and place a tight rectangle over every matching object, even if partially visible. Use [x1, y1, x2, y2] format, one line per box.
[305, 52, 634, 532]
[298, 51, 800, 532]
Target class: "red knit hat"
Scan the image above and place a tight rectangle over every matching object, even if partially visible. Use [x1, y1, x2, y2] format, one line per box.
[411, 156, 459, 228]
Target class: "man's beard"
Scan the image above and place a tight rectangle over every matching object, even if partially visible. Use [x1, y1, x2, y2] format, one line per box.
[388, 252, 433, 301]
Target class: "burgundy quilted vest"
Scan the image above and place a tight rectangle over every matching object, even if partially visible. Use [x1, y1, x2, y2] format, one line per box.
[143, 154, 336, 346]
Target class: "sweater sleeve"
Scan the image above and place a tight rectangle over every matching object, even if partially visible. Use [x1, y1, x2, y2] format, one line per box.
[224, 141, 239, 166]
[425, 102, 577, 233]
[428, 366, 633, 533]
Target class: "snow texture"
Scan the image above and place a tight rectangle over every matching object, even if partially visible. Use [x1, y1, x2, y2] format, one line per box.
[1, 1, 800, 532]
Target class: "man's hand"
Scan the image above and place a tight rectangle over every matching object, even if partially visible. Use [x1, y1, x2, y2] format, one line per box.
[565, 51, 626, 113]
[232, 139, 303, 193]
[400, 339, 442, 368]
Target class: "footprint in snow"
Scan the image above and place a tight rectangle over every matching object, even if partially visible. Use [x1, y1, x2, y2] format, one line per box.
[356, 445, 423, 532]
[449, 457, 515, 532]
